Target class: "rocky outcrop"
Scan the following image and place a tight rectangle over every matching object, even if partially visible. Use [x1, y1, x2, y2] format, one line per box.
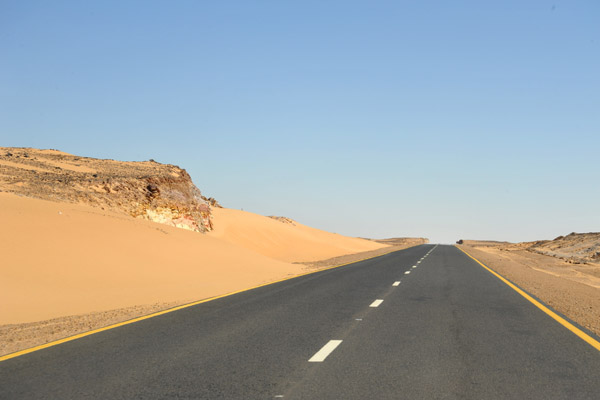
[461, 233, 600, 265]
[0, 147, 215, 232]
[267, 216, 297, 226]
[527, 232, 600, 265]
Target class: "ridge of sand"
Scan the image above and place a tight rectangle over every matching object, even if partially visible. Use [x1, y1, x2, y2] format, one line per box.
[0, 147, 427, 357]
[299, 237, 430, 269]
[0, 193, 423, 356]
[0, 192, 302, 326]
[208, 207, 387, 263]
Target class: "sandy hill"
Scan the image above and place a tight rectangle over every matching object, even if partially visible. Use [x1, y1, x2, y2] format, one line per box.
[0, 192, 299, 324]
[0, 148, 429, 355]
[210, 209, 388, 263]
[0, 192, 389, 326]
[0, 148, 391, 325]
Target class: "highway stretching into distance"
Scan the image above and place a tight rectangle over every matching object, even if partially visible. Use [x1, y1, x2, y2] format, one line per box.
[1, 245, 600, 399]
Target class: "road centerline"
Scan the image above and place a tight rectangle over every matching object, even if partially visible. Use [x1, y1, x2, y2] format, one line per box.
[370, 299, 384, 307]
[308, 340, 343, 362]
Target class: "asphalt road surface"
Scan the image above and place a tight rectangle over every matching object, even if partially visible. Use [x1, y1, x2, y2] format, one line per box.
[2, 244, 600, 399]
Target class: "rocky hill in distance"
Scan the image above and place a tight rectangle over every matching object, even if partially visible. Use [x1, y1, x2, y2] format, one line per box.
[525, 232, 600, 265]
[0, 147, 218, 232]
[460, 232, 600, 266]
[457, 233, 600, 337]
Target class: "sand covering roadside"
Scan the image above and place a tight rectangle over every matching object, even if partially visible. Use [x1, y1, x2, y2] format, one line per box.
[460, 242, 600, 337]
[0, 193, 394, 356]
[299, 237, 429, 269]
[208, 207, 390, 263]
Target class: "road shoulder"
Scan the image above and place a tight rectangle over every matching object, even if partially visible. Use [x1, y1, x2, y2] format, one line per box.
[458, 244, 600, 338]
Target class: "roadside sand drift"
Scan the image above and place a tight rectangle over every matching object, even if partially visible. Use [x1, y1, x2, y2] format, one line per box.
[0, 148, 427, 356]
[0, 193, 387, 325]
[209, 208, 388, 263]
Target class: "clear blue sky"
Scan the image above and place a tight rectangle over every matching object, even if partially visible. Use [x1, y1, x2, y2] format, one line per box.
[1, 1, 599, 243]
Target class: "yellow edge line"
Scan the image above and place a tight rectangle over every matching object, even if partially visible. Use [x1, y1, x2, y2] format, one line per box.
[0, 244, 421, 362]
[456, 245, 600, 352]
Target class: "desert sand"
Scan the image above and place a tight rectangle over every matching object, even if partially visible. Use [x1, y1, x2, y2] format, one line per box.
[0, 192, 299, 325]
[0, 147, 422, 356]
[300, 237, 430, 269]
[208, 207, 387, 263]
[0, 192, 389, 325]
[0, 191, 395, 355]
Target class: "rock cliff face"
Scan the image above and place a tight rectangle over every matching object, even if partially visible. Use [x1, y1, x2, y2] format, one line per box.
[0, 148, 215, 232]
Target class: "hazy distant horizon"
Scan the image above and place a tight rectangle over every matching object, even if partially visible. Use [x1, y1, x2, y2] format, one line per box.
[2, 1, 599, 244]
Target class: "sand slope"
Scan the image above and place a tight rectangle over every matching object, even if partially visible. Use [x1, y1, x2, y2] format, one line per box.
[0, 193, 386, 325]
[209, 208, 385, 263]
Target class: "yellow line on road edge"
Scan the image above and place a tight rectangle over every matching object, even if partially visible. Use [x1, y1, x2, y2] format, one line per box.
[0, 245, 419, 363]
[456, 246, 600, 352]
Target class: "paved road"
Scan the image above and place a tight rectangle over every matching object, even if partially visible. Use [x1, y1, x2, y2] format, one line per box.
[1, 244, 599, 399]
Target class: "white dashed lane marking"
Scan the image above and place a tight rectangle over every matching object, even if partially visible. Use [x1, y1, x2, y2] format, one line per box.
[393, 281, 401, 286]
[370, 299, 384, 307]
[404, 271, 411, 275]
[309, 340, 343, 362]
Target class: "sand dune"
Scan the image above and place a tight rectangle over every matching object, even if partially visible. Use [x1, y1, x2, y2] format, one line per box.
[209, 208, 385, 263]
[0, 193, 386, 325]
[0, 148, 411, 356]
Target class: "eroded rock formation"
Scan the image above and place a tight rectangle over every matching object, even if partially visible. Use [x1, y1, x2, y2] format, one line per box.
[0, 147, 215, 232]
